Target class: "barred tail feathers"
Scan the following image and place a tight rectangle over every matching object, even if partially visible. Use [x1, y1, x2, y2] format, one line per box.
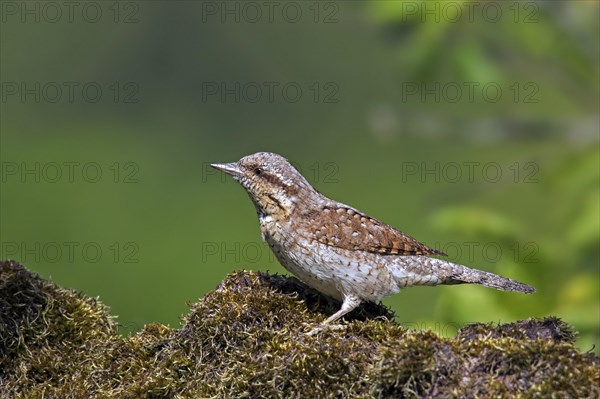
[455, 266, 535, 293]
[394, 257, 536, 294]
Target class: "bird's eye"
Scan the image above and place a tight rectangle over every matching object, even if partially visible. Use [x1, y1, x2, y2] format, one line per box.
[254, 167, 263, 175]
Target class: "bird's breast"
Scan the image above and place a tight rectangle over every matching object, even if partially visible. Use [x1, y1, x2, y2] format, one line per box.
[257, 214, 399, 302]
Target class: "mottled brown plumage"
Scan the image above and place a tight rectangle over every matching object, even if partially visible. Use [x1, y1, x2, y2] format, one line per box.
[301, 205, 446, 257]
[211, 152, 535, 333]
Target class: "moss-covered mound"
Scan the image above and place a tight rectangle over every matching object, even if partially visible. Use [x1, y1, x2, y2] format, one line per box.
[1, 260, 598, 398]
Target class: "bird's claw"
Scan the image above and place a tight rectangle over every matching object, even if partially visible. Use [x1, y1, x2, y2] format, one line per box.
[305, 323, 347, 336]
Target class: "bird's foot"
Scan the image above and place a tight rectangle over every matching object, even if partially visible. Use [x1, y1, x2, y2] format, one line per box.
[305, 322, 346, 336]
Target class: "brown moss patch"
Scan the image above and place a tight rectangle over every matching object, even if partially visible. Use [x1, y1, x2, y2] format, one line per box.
[1, 260, 598, 398]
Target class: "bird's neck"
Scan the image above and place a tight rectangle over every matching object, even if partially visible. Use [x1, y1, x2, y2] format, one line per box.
[252, 186, 322, 221]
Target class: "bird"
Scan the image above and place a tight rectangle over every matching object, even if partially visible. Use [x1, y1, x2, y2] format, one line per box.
[211, 152, 535, 332]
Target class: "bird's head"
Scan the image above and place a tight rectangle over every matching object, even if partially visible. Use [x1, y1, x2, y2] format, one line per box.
[211, 152, 316, 217]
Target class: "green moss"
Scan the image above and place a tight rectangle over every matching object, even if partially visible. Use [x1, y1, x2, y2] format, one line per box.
[1, 260, 598, 398]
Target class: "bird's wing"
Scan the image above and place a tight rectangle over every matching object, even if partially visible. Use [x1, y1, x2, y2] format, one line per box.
[301, 205, 447, 257]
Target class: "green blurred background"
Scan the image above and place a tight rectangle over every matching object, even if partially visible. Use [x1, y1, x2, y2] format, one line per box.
[1, 1, 598, 352]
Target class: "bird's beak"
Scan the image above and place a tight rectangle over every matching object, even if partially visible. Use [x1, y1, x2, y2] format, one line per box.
[210, 162, 242, 178]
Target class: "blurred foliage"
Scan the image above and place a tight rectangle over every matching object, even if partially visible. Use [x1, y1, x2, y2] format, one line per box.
[430, 147, 600, 351]
[1, 0, 598, 354]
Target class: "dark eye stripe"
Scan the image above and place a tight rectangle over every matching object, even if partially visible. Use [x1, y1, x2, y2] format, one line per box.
[262, 171, 287, 189]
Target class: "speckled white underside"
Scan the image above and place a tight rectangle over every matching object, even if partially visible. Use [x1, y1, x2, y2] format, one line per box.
[260, 214, 457, 303]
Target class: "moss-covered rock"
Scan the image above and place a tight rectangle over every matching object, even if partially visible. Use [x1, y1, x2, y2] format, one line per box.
[1, 260, 598, 398]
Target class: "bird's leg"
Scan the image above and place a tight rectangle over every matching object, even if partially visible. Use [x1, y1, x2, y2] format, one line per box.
[324, 294, 361, 324]
[306, 294, 361, 336]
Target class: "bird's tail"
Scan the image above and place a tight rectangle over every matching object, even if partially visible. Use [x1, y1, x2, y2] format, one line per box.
[452, 265, 535, 294]
[401, 257, 536, 294]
